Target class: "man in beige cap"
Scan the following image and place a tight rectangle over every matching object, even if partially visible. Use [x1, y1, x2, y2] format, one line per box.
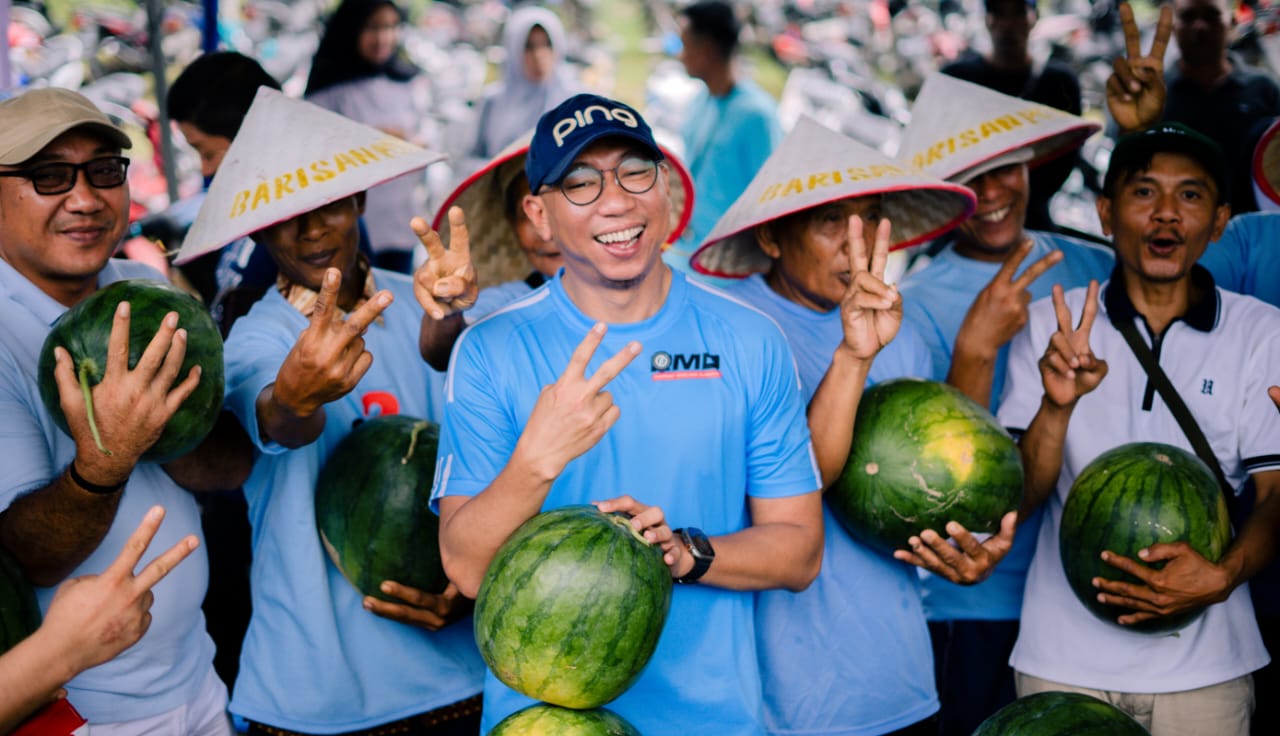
[0, 87, 248, 734]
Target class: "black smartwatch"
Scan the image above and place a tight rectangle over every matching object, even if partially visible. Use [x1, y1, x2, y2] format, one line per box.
[673, 527, 714, 584]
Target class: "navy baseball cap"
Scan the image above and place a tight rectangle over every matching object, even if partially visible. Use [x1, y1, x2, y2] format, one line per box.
[1103, 122, 1229, 202]
[525, 93, 664, 192]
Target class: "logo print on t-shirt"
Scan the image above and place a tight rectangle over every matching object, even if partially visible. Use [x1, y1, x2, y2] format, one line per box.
[650, 351, 722, 381]
[1201, 379, 1214, 396]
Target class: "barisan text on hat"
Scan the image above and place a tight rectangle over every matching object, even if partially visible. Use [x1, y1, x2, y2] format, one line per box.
[227, 135, 420, 219]
[908, 105, 1074, 172]
[757, 163, 909, 204]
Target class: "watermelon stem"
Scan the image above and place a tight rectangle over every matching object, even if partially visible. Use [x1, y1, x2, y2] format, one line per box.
[401, 421, 430, 465]
[78, 360, 113, 456]
[605, 512, 652, 546]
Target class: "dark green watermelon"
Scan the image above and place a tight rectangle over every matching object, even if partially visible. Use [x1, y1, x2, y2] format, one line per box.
[315, 415, 448, 600]
[489, 704, 642, 735]
[37, 279, 224, 464]
[973, 691, 1149, 735]
[475, 505, 672, 709]
[1061, 442, 1231, 634]
[827, 378, 1024, 555]
[0, 547, 41, 654]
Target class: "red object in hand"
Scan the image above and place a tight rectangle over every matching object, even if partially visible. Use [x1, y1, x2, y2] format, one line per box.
[12, 698, 89, 736]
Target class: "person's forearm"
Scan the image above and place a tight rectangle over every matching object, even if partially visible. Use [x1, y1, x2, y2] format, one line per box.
[946, 338, 999, 409]
[420, 312, 466, 372]
[1220, 478, 1280, 592]
[808, 346, 873, 487]
[0, 628, 78, 732]
[162, 411, 255, 492]
[1017, 397, 1075, 519]
[695, 494, 824, 592]
[0, 469, 123, 587]
[255, 383, 326, 449]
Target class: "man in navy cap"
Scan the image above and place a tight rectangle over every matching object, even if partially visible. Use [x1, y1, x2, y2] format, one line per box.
[427, 93, 824, 735]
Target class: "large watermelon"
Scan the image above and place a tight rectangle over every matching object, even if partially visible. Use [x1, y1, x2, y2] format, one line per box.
[1060, 442, 1231, 634]
[0, 547, 41, 654]
[37, 279, 224, 464]
[489, 704, 642, 735]
[973, 691, 1149, 735]
[827, 378, 1024, 555]
[474, 505, 672, 709]
[315, 415, 448, 600]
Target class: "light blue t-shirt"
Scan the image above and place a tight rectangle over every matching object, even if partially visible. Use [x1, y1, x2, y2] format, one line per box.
[1199, 212, 1280, 308]
[898, 231, 1114, 621]
[0, 257, 215, 723]
[725, 275, 938, 734]
[669, 79, 782, 283]
[433, 269, 821, 735]
[465, 276, 537, 324]
[223, 269, 484, 733]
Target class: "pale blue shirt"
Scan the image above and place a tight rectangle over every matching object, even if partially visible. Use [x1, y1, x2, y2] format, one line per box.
[1199, 212, 1280, 308]
[224, 269, 484, 732]
[0, 257, 215, 723]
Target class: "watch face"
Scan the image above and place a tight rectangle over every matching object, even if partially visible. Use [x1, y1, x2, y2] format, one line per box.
[687, 529, 715, 558]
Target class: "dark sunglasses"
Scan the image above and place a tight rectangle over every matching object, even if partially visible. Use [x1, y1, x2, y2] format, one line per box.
[0, 156, 130, 195]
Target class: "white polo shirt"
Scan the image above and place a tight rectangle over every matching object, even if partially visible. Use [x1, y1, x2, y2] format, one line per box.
[997, 266, 1280, 693]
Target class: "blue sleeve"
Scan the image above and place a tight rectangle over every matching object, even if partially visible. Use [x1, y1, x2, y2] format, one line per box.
[745, 327, 820, 499]
[901, 295, 952, 382]
[1199, 216, 1251, 293]
[223, 305, 296, 457]
[0, 349, 56, 505]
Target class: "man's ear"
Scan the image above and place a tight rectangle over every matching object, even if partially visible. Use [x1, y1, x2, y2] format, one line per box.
[523, 193, 553, 242]
[754, 223, 783, 259]
[1209, 202, 1231, 242]
[1095, 195, 1114, 238]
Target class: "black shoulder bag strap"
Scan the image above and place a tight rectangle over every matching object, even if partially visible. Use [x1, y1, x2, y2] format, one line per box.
[1115, 320, 1237, 517]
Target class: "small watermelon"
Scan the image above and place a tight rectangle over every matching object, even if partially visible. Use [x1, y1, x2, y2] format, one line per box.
[0, 547, 41, 654]
[474, 505, 672, 709]
[37, 279, 224, 464]
[973, 691, 1149, 735]
[489, 704, 641, 735]
[1061, 442, 1231, 634]
[827, 378, 1023, 555]
[315, 416, 448, 600]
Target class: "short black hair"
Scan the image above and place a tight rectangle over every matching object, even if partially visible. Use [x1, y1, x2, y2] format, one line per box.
[682, 1, 740, 60]
[1102, 122, 1229, 203]
[167, 52, 281, 140]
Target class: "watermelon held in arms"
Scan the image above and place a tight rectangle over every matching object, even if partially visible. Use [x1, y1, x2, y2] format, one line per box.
[489, 704, 642, 735]
[474, 505, 672, 710]
[1060, 441, 1231, 634]
[0, 547, 41, 655]
[827, 378, 1024, 555]
[36, 279, 224, 464]
[972, 691, 1149, 735]
[315, 415, 448, 601]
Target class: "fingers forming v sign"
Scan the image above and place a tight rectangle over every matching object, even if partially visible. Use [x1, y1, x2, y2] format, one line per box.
[413, 207, 479, 320]
[1039, 281, 1108, 407]
[962, 240, 1064, 351]
[514, 323, 642, 481]
[1107, 2, 1173, 133]
[839, 214, 901, 360]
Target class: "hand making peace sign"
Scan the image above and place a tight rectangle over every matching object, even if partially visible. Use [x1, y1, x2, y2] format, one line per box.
[1107, 2, 1174, 133]
[954, 239, 1064, 359]
[1040, 281, 1109, 407]
[838, 214, 901, 361]
[413, 207, 479, 321]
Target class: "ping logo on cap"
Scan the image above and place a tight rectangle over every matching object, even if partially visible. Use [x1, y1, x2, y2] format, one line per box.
[553, 105, 640, 147]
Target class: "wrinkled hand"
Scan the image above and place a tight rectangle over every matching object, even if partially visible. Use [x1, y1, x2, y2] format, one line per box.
[594, 495, 687, 578]
[41, 506, 199, 674]
[53, 301, 202, 482]
[273, 268, 392, 417]
[364, 581, 473, 631]
[954, 240, 1063, 360]
[513, 323, 641, 481]
[894, 512, 1017, 584]
[413, 207, 478, 320]
[839, 215, 902, 360]
[1094, 542, 1232, 625]
[1107, 3, 1173, 133]
[1040, 281, 1108, 408]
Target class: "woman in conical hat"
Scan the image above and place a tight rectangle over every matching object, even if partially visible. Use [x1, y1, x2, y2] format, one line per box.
[693, 116, 982, 735]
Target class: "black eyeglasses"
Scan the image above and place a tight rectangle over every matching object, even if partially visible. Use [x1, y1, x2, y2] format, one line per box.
[552, 157, 660, 206]
[0, 156, 130, 195]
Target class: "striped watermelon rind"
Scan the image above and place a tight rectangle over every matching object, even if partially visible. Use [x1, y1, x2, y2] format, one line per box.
[0, 547, 41, 654]
[475, 505, 673, 709]
[489, 704, 642, 735]
[828, 378, 1024, 555]
[315, 416, 449, 600]
[973, 691, 1149, 735]
[1060, 441, 1231, 634]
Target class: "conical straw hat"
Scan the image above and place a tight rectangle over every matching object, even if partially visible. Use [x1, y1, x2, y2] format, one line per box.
[175, 87, 446, 265]
[898, 72, 1100, 184]
[692, 116, 975, 279]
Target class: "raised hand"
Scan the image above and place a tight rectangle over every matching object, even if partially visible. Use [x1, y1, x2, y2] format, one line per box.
[839, 214, 901, 360]
[273, 268, 393, 417]
[413, 207, 478, 321]
[594, 495, 685, 577]
[1040, 281, 1108, 407]
[894, 512, 1018, 585]
[52, 301, 202, 482]
[1107, 2, 1173, 133]
[364, 581, 473, 631]
[512, 323, 641, 482]
[1093, 542, 1231, 626]
[955, 240, 1063, 360]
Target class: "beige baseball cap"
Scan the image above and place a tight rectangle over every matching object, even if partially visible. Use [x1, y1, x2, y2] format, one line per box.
[0, 88, 132, 165]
